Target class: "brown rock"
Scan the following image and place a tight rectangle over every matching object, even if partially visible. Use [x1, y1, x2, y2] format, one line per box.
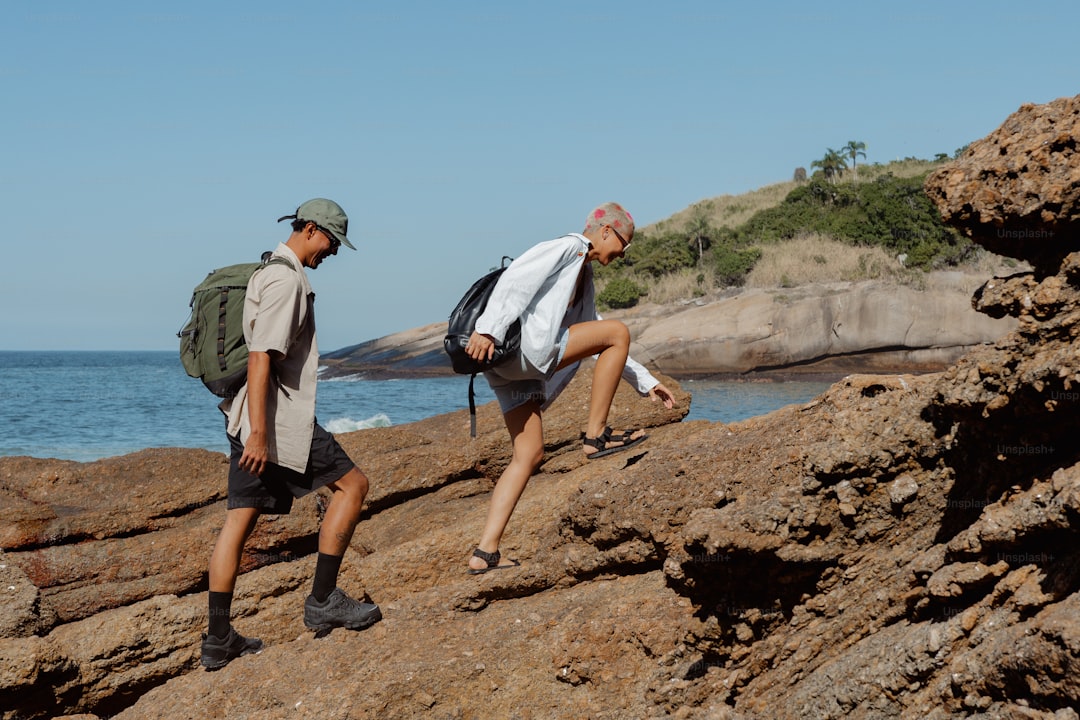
[925, 94, 1080, 268]
[0, 549, 51, 639]
[926, 561, 1009, 599]
[11, 96, 1080, 719]
[0, 450, 324, 631]
[888, 473, 920, 507]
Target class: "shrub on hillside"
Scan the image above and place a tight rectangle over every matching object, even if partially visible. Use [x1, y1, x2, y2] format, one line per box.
[600, 225, 760, 290]
[597, 276, 646, 309]
[621, 231, 696, 278]
[730, 173, 972, 268]
[712, 244, 762, 286]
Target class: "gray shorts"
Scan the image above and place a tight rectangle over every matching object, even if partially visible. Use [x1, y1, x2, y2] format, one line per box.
[485, 327, 569, 414]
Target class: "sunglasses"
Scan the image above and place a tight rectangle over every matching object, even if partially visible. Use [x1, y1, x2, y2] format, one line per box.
[609, 226, 631, 250]
[316, 225, 341, 250]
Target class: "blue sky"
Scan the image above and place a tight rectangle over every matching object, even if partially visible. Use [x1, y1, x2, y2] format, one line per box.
[2, 0, 1077, 351]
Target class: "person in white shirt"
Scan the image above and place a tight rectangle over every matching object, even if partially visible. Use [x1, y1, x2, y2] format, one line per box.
[464, 202, 676, 573]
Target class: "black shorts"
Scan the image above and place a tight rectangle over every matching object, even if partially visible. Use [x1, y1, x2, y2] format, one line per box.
[227, 423, 356, 514]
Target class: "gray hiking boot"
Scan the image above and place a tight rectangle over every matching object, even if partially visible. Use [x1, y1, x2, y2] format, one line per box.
[304, 588, 382, 633]
[200, 626, 263, 670]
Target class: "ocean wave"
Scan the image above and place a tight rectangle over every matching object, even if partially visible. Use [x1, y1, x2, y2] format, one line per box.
[325, 414, 393, 433]
[319, 372, 369, 382]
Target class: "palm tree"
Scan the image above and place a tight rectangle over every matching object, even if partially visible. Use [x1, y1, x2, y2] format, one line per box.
[842, 140, 867, 179]
[811, 148, 848, 183]
[686, 208, 713, 266]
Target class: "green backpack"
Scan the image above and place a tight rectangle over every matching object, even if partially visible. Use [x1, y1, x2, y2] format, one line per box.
[178, 252, 293, 398]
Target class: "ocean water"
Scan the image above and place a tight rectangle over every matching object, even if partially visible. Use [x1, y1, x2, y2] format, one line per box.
[0, 351, 832, 462]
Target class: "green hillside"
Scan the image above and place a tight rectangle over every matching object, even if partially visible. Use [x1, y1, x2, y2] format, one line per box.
[596, 157, 1001, 310]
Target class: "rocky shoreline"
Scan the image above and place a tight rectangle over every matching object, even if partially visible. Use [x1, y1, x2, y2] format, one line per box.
[3, 95, 1080, 719]
[321, 270, 1016, 383]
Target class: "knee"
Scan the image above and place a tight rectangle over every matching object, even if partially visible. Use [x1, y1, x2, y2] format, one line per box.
[529, 447, 545, 469]
[353, 470, 370, 499]
[220, 508, 259, 538]
[608, 320, 630, 349]
[336, 468, 369, 503]
[514, 445, 544, 471]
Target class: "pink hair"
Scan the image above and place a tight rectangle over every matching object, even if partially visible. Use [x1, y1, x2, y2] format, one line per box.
[583, 202, 635, 236]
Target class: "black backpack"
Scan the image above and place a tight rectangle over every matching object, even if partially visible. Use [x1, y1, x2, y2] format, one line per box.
[444, 257, 521, 435]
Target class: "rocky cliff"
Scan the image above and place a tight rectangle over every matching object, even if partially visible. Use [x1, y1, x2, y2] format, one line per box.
[3, 95, 1080, 719]
[925, 94, 1080, 269]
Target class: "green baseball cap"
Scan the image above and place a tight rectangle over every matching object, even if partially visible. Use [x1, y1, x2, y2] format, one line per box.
[277, 198, 355, 250]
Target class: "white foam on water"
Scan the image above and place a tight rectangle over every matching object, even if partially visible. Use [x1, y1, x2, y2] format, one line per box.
[325, 414, 393, 433]
[319, 372, 369, 382]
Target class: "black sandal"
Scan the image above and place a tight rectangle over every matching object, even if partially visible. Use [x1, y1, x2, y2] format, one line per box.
[582, 426, 648, 460]
[467, 548, 521, 575]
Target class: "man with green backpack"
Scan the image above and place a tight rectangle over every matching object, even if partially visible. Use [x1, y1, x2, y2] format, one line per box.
[200, 198, 383, 670]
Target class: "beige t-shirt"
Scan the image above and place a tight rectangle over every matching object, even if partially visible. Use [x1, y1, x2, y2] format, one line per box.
[223, 243, 318, 473]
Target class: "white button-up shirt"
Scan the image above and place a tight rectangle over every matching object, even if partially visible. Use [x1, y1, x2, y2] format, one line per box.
[475, 233, 658, 406]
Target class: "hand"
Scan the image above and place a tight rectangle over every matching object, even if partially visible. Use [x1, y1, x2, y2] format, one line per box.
[465, 331, 496, 363]
[239, 430, 269, 477]
[648, 383, 676, 409]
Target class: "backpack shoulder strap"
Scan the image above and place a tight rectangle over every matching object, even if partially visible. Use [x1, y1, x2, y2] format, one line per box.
[251, 255, 300, 285]
[469, 373, 479, 437]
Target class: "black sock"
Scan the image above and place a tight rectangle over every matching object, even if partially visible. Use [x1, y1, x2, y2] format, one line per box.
[311, 552, 344, 602]
[208, 591, 233, 638]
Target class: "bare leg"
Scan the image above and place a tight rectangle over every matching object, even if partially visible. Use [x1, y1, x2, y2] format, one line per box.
[468, 400, 544, 571]
[320, 467, 370, 555]
[209, 507, 261, 593]
[556, 319, 645, 449]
